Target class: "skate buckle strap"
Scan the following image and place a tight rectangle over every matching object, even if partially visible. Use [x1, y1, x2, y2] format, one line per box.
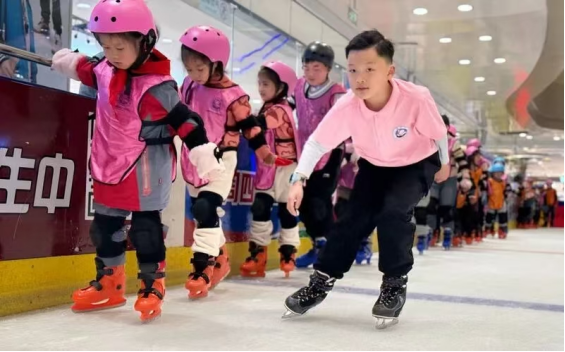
[190, 258, 216, 266]
[188, 271, 211, 284]
[138, 286, 164, 300]
[88, 280, 104, 291]
[137, 272, 166, 281]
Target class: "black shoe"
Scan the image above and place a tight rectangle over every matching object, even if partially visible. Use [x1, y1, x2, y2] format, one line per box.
[372, 275, 407, 329]
[282, 270, 335, 318]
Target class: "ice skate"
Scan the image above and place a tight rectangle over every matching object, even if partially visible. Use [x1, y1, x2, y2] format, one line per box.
[372, 275, 407, 330]
[186, 253, 215, 299]
[296, 238, 326, 268]
[442, 228, 452, 250]
[355, 240, 373, 263]
[282, 271, 335, 319]
[416, 235, 426, 255]
[210, 245, 230, 289]
[134, 263, 166, 323]
[279, 245, 297, 278]
[240, 242, 268, 278]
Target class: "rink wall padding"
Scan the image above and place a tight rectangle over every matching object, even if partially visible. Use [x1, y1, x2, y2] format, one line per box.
[0, 237, 312, 317]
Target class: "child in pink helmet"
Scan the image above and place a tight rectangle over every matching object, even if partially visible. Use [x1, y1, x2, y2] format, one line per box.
[51, 0, 223, 323]
[178, 26, 279, 299]
[238, 60, 300, 278]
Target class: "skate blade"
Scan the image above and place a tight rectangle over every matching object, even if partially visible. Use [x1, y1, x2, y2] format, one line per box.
[139, 309, 162, 324]
[240, 271, 266, 278]
[281, 303, 304, 320]
[71, 301, 126, 313]
[373, 316, 398, 330]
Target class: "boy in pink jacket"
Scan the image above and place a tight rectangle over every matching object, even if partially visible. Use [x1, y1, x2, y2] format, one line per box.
[282, 30, 450, 329]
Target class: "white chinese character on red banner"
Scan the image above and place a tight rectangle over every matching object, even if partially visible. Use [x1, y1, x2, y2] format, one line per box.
[34, 153, 75, 213]
[239, 172, 254, 205]
[0, 148, 35, 213]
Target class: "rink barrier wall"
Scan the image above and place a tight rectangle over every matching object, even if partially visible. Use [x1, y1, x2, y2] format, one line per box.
[0, 234, 378, 317]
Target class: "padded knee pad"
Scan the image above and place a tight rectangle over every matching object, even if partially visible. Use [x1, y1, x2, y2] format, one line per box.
[498, 212, 508, 225]
[426, 197, 439, 215]
[414, 207, 427, 225]
[192, 191, 223, 228]
[90, 213, 127, 258]
[439, 205, 455, 224]
[278, 203, 298, 229]
[251, 193, 274, 222]
[129, 211, 166, 264]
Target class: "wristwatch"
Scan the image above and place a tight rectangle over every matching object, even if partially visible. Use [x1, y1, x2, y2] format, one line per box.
[289, 172, 307, 185]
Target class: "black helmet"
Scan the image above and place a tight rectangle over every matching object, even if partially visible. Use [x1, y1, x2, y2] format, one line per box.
[302, 41, 335, 68]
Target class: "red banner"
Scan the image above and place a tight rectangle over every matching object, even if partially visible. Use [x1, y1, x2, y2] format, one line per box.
[0, 78, 96, 260]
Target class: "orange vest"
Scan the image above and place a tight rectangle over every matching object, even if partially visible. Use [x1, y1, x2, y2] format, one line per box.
[546, 188, 557, 206]
[470, 167, 483, 187]
[488, 178, 506, 210]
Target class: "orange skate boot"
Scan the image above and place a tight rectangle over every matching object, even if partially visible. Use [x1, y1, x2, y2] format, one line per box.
[279, 245, 297, 278]
[210, 245, 231, 290]
[465, 233, 474, 245]
[134, 262, 166, 323]
[71, 258, 127, 313]
[498, 228, 507, 239]
[240, 242, 268, 278]
[185, 252, 215, 299]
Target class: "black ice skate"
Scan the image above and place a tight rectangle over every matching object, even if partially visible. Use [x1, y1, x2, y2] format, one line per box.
[372, 275, 408, 329]
[282, 270, 335, 319]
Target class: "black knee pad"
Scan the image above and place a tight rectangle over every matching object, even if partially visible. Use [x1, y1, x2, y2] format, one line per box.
[498, 211, 508, 225]
[251, 193, 274, 222]
[414, 207, 427, 225]
[278, 203, 298, 228]
[129, 211, 166, 264]
[192, 191, 223, 228]
[90, 213, 127, 258]
[426, 197, 439, 215]
[439, 205, 454, 224]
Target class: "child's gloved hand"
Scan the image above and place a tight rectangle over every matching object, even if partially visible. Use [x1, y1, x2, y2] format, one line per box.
[460, 178, 473, 192]
[189, 142, 225, 179]
[51, 48, 84, 80]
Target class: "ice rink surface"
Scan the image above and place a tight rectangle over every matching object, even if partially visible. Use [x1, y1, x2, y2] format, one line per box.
[1, 228, 563, 351]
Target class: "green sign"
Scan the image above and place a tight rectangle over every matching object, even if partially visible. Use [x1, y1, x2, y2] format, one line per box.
[348, 7, 358, 25]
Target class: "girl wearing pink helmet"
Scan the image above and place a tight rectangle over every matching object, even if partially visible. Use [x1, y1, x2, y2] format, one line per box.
[466, 145, 488, 242]
[178, 25, 276, 299]
[51, 0, 223, 323]
[238, 60, 301, 278]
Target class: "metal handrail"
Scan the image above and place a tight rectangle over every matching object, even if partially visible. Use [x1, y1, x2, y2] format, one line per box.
[0, 43, 52, 67]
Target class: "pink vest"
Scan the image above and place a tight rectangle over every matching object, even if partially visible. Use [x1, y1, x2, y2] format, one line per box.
[255, 103, 299, 190]
[180, 76, 246, 187]
[90, 61, 175, 184]
[294, 77, 346, 171]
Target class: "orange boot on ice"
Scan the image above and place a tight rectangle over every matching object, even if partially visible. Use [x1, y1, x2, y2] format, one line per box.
[134, 262, 166, 323]
[210, 245, 231, 290]
[240, 242, 268, 278]
[71, 258, 126, 313]
[185, 253, 215, 299]
[279, 245, 297, 278]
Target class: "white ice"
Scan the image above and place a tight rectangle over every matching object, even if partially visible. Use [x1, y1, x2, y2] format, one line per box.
[0, 228, 563, 351]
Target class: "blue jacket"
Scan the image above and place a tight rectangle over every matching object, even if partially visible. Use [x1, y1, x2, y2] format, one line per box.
[0, 0, 37, 83]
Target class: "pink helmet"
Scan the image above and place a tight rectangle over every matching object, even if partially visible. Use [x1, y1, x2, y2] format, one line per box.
[447, 125, 457, 137]
[467, 138, 481, 149]
[180, 25, 230, 68]
[88, 0, 156, 35]
[261, 61, 298, 97]
[465, 146, 479, 157]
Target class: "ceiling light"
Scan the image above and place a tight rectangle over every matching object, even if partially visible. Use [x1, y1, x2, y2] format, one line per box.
[413, 8, 428, 15]
[553, 136, 561, 141]
[479, 35, 493, 42]
[458, 4, 473, 12]
[538, 161, 544, 165]
[523, 147, 529, 151]
[494, 58, 506, 64]
[252, 99, 262, 104]
[459, 59, 471, 65]
[439, 37, 452, 43]
[161, 38, 173, 44]
[519, 132, 527, 137]
[487, 90, 497, 95]
[474, 76, 485, 82]
[526, 135, 533, 140]
[76, 3, 91, 9]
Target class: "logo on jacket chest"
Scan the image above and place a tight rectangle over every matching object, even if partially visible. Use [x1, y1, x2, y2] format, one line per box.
[210, 98, 223, 114]
[393, 126, 409, 139]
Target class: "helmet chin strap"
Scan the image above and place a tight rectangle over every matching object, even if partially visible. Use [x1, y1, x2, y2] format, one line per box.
[130, 30, 157, 71]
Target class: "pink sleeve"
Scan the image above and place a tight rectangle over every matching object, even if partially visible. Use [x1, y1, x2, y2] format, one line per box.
[415, 88, 446, 140]
[310, 99, 352, 150]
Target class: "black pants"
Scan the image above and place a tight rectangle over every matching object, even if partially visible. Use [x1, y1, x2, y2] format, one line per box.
[40, 0, 62, 35]
[544, 205, 555, 227]
[299, 148, 344, 241]
[314, 153, 440, 279]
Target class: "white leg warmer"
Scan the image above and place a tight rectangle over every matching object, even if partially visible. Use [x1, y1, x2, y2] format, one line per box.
[249, 221, 273, 246]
